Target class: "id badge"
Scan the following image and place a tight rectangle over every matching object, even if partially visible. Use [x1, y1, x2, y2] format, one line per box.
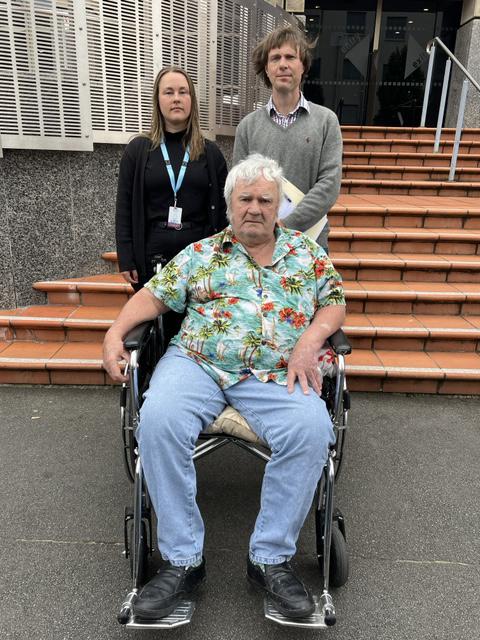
[167, 205, 183, 229]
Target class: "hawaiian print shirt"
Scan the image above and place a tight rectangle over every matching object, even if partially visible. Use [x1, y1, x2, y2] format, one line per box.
[145, 225, 345, 389]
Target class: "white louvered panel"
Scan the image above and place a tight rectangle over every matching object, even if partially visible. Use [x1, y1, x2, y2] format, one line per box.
[0, 0, 21, 135]
[87, 0, 154, 143]
[0, 0, 92, 151]
[216, 0, 248, 132]
[156, 0, 215, 136]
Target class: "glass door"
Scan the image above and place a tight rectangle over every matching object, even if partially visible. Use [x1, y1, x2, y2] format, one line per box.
[302, 1, 377, 124]
[370, 1, 462, 126]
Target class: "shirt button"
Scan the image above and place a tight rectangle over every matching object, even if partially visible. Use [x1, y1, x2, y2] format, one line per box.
[262, 312, 268, 317]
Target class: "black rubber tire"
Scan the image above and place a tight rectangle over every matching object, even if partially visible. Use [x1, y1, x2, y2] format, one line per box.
[329, 525, 349, 588]
[129, 520, 149, 586]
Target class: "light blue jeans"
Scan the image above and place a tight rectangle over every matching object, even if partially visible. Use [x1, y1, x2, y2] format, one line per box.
[137, 346, 334, 567]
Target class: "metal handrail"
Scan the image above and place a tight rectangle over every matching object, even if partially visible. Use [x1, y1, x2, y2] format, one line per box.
[420, 36, 480, 181]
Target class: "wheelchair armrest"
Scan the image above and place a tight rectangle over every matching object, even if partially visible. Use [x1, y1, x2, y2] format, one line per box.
[123, 321, 154, 352]
[327, 328, 352, 356]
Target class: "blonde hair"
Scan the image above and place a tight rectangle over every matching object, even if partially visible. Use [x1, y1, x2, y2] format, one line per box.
[252, 25, 316, 89]
[148, 66, 205, 161]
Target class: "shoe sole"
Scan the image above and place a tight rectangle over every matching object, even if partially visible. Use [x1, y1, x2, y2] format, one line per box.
[134, 575, 206, 621]
[247, 574, 315, 619]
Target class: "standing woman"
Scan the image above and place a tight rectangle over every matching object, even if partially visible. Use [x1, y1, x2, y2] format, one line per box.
[115, 66, 228, 342]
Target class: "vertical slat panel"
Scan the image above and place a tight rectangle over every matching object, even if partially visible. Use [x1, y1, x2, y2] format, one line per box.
[87, 0, 154, 143]
[0, 0, 91, 150]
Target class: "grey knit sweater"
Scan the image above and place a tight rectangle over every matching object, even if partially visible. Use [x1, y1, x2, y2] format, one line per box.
[233, 103, 342, 249]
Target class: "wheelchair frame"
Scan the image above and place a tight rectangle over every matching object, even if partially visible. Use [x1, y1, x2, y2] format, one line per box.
[117, 318, 351, 629]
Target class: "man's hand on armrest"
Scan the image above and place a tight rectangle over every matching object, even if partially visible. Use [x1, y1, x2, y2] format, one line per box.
[102, 287, 170, 382]
[287, 305, 346, 395]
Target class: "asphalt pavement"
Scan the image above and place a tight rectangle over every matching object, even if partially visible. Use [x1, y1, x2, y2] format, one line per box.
[0, 386, 479, 640]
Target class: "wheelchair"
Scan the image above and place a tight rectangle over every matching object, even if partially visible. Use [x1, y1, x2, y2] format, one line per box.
[117, 294, 351, 630]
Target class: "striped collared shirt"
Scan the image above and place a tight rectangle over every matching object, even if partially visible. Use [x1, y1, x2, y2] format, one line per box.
[266, 93, 310, 128]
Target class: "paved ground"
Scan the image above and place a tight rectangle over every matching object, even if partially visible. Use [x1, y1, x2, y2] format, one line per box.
[0, 386, 479, 640]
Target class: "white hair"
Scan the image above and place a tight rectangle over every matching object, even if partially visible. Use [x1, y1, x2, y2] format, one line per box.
[224, 154, 284, 220]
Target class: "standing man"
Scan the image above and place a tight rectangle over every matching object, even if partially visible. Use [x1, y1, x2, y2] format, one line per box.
[233, 25, 342, 251]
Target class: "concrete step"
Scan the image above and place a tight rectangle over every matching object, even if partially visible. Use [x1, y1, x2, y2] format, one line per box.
[0, 338, 478, 393]
[27, 273, 480, 316]
[346, 349, 480, 395]
[343, 151, 480, 168]
[0, 340, 107, 385]
[340, 178, 480, 197]
[341, 126, 480, 142]
[0, 305, 121, 342]
[344, 313, 480, 352]
[343, 138, 480, 154]
[344, 280, 480, 316]
[343, 164, 480, 182]
[33, 274, 132, 306]
[330, 195, 480, 230]
[335, 252, 480, 284]
[329, 227, 480, 255]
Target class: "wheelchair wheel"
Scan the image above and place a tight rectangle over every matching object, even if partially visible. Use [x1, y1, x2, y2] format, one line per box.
[121, 383, 137, 483]
[128, 518, 149, 586]
[328, 525, 349, 588]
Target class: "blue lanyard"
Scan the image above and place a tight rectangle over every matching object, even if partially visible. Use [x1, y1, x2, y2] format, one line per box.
[160, 142, 190, 206]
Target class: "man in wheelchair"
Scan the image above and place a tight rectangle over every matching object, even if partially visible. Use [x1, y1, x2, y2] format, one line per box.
[103, 154, 346, 622]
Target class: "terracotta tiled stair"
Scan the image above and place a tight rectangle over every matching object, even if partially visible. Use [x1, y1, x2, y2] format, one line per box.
[1, 126, 479, 393]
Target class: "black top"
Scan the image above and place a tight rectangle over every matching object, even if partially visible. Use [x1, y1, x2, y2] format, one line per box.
[115, 135, 228, 284]
[144, 130, 209, 225]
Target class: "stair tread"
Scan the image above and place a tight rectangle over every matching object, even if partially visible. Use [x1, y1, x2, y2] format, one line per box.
[333, 252, 480, 268]
[342, 178, 480, 188]
[345, 313, 480, 337]
[331, 227, 480, 240]
[341, 125, 480, 137]
[344, 280, 480, 300]
[1, 339, 478, 379]
[0, 340, 103, 369]
[23, 275, 480, 299]
[343, 163, 480, 173]
[346, 348, 480, 378]
[0, 304, 121, 327]
[333, 193, 480, 213]
[343, 137, 480, 146]
[343, 151, 480, 160]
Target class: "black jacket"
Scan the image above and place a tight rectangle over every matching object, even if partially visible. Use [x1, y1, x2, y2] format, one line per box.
[115, 135, 228, 283]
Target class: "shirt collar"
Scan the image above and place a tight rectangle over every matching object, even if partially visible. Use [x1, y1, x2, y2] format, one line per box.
[266, 92, 310, 116]
[219, 225, 303, 265]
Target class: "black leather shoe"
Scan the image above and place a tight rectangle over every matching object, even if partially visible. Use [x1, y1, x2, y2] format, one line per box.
[134, 558, 206, 620]
[247, 557, 315, 619]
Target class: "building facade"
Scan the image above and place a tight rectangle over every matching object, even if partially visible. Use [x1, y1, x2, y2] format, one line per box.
[0, 0, 479, 308]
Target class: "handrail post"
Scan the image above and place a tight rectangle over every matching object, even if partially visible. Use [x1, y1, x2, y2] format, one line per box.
[420, 42, 436, 127]
[434, 57, 451, 153]
[449, 79, 469, 181]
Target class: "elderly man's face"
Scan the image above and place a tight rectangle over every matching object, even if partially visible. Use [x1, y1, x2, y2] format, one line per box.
[230, 177, 279, 245]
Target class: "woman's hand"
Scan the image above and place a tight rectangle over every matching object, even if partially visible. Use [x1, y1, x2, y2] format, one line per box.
[121, 270, 139, 284]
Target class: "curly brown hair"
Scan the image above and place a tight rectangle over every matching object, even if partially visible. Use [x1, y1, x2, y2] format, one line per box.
[148, 66, 205, 161]
[252, 25, 316, 89]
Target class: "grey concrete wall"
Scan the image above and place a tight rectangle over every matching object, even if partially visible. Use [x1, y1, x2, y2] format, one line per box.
[0, 136, 235, 310]
[446, 17, 480, 127]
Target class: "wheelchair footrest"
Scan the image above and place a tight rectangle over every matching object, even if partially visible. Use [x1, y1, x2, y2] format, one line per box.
[264, 596, 329, 628]
[125, 600, 195, 629]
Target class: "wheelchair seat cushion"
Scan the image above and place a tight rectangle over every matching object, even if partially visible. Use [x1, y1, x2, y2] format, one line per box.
[204, 347, 336, 443]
